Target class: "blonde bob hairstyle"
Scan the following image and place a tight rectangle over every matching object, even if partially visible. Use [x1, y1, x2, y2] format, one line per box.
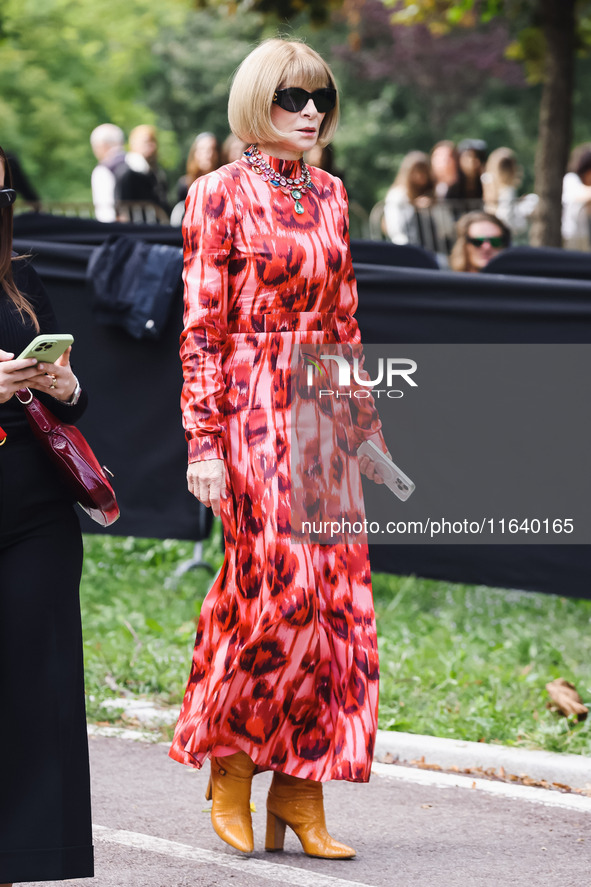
[228, 39, 339, 149]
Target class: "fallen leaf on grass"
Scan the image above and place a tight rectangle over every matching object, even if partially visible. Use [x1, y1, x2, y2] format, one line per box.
[546, 678, 588, 721]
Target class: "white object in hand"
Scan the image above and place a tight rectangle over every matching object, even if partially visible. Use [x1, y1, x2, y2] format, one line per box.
[357, 439, 416, 501]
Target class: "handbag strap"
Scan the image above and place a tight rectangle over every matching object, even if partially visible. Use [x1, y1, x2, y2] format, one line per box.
[15, 387, 34, 405]
[15, 387, 57, 434]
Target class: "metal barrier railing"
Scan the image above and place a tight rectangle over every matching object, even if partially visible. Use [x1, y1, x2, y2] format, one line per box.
[370, 197, 537, 255]
[13, 200, 171, 225]
[14, 196, 550, 255]
[14, 201, 97, 218]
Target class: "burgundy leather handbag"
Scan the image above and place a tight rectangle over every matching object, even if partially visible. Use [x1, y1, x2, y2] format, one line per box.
[15, 387, 120, 527]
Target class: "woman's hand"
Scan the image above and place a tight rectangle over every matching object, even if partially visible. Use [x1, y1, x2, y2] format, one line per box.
[358, 449, 392, 484]
[27, 346, 78, 402]
[187, 459, 226, 517]
[0, 349, 47, 403]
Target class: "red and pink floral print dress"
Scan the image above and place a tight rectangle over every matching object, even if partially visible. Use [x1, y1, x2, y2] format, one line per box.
[169, 152, 382, 782]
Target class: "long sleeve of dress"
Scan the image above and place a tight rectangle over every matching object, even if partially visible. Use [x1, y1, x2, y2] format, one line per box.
[334, 179, 386, 451]
[180, 173, 235, 462]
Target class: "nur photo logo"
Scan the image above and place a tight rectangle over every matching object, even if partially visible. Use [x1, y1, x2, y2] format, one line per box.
[303, 351, 418, 399]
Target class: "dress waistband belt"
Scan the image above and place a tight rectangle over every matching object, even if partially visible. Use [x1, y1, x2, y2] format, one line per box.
[228, 312, 336, 334]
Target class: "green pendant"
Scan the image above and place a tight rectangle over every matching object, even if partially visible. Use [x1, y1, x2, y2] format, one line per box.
[291, 189, 302, 200]
[294, 201, 304, 214]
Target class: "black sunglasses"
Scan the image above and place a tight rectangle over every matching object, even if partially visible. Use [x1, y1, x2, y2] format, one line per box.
[0, 188, 17, 209]
[273, 87, 337, 114]
[467, 235, 507, 248]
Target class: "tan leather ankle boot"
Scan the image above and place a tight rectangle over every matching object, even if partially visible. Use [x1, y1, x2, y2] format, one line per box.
[205, 751, 256, 853]
[265, 771, 355, 858]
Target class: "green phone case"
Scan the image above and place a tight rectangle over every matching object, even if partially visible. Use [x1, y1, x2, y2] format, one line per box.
[17, 334, 74, 364]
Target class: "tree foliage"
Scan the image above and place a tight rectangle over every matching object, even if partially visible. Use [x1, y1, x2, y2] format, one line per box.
[388, 0, 591, 80]
[147, 1, 542, 211]
[143, 8, 268, 165]
[193, 0, 342, 24]
[0, 0, 188, 199]
[3, 0, 591, 226]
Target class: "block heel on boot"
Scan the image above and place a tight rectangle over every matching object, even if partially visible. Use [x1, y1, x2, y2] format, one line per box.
[265, 809, 287, 851]
[265, 772, 356, 859]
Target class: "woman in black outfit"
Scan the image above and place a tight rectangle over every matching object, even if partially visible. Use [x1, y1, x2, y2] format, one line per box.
[0, 146, 93, 886]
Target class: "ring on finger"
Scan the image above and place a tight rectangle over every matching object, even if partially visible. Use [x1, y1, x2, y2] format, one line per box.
[49, 374, 57, 390]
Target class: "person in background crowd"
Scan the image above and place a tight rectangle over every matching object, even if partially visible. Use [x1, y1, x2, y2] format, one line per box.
[384, 150, 435, 245]
[305, 141, 335, 172]
[2, 151, 40, 210]
[430, 140, 461, 200]
[221, 133, 248, 165]
[482, 146, 537, 236]
[176, 132, 221, 204]
[305, 143, 347, 187]
[449, 210, 511, 272]
[562, 144, 591, 247]
[117, 124, 170, 216]
[0, 144, 93, 887]
[456, 138, 487, 202]
[90, 123, 127, 222]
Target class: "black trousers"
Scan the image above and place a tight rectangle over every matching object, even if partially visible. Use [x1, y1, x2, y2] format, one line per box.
[0, 435, 94, 883]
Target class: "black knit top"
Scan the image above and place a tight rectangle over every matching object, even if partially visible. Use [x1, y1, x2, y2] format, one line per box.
[0, 257, 87, 436]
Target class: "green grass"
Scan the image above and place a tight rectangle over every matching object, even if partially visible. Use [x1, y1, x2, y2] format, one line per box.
[81, 533, 223, 724]
[80, 531, 591, 755]
[372, 573, 591, 755]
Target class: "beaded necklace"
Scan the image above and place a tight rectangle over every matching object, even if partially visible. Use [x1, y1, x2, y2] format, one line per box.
[243, 145, 313, 215]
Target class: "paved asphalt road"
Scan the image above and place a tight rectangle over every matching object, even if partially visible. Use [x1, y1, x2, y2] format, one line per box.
[29, 735, 590, 887]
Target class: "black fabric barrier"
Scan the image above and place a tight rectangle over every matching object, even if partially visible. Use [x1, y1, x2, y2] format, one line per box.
[483, 244, 591, 280]
[11, 215, 591, 598]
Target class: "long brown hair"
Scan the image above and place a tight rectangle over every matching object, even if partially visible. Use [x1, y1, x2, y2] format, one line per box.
[392, 151, 435, 203]
[0, 145, 39, 330]
[186, 132, 221, 186]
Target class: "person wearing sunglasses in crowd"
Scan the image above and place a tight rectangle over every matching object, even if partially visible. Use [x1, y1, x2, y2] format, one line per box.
[449, 210, 511, 272]
[0, 146, 93, 887]
[169, 38, 388, 859]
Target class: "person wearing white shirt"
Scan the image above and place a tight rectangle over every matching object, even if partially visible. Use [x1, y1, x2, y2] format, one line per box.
[90, 124, 126, 223]
[562, 146, 591, 247]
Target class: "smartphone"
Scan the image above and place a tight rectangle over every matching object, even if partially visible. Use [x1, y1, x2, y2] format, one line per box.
[17, 334, 74, 364]
[357, 439, 416, 501]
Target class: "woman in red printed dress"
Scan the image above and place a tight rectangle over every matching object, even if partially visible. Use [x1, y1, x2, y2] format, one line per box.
[169, 38, 388, 858]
